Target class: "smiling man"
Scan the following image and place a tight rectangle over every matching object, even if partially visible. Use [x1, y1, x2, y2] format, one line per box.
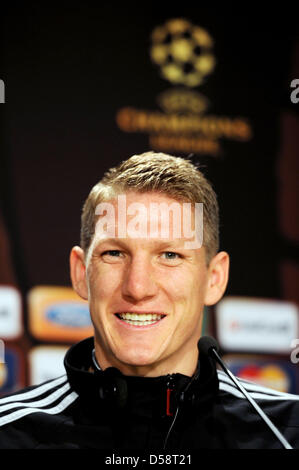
[1, 151, 299, 450]
[71, 188, 228, 379]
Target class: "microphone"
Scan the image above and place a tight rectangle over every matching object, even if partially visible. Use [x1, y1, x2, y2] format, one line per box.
[198, 336, 293, 449]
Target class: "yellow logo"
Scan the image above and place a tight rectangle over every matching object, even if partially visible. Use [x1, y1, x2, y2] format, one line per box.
[150, 18, 215, 87]
[115, 18, 253, 156]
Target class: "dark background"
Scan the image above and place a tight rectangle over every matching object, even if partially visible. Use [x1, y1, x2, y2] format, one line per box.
[0, 3, 298, 305]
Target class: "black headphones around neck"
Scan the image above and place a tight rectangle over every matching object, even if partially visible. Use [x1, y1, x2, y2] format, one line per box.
[91, 349, 202, 414]
[92, 349, 128, 409]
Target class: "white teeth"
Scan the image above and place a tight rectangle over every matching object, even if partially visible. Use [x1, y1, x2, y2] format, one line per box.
[117, 312, 164, 325]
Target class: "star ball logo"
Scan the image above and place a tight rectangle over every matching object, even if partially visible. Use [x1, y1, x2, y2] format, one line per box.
[115, 18, 253, 157]
[150, 18, 215, 88]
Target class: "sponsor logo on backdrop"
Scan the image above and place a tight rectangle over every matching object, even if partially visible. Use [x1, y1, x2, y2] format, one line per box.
[0, 286, 23, 340]
[28, 286, 93, 342]
[216, 297, 299, 354]
[0, 347, 24, 396]
[46, 303, 91, 328]
[239, 364, 290, 393]
[116, 18, 253, 157]
[223, 355, 297, 394]
[29, 346, 68, 386]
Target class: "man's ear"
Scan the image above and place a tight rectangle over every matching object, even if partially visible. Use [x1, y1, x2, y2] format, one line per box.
[70, 246, 88, 300]
[204, 251, 229, 306]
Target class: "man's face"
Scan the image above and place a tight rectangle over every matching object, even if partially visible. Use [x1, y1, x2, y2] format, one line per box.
[75, 191, 221, 376]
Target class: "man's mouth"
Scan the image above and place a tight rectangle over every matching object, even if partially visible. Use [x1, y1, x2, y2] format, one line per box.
[115, 312, 166, 326]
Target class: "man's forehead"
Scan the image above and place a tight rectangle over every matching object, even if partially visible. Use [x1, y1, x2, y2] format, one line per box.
[89, 191, 203, 259]
[95, 192, 200, 222]
[92, 236, 189, 249]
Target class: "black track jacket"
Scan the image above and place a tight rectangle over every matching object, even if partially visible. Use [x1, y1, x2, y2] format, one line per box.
[0, 337, 299, 449]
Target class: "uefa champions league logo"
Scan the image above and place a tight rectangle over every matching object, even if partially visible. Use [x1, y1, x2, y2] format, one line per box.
[116, 17, 253, 157]
[150, 18, 215, 88]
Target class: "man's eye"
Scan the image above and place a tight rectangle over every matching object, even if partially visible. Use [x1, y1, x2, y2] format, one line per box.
[102, 250, 122, 257]
[162, 252, 181, 260]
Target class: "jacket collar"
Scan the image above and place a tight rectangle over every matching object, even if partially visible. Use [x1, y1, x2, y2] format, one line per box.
[64, 336, 219, 417]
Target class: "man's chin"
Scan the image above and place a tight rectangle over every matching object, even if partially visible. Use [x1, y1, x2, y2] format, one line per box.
[114, 349, 163, 374]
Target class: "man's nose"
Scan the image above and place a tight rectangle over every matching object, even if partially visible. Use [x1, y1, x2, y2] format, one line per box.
[121, 254, 158, 302]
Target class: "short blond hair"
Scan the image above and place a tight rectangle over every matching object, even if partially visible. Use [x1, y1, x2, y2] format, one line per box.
[80, 151, 219, 264]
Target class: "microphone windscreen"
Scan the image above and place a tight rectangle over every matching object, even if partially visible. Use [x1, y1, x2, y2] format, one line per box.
[197, 336, 219, 356]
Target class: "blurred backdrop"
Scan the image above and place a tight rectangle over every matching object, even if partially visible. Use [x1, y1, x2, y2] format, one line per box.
[0, 4, 298, 395]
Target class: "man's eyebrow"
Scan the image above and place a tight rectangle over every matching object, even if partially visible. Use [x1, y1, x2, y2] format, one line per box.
[93, 238, 189, 250]
[93, 238, 126, 249]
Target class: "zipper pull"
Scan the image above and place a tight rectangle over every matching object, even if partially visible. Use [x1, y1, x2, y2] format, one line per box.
[165, 375, 174, 417]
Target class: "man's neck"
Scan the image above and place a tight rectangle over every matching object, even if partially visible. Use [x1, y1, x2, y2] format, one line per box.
[93, 345, 199, 378]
